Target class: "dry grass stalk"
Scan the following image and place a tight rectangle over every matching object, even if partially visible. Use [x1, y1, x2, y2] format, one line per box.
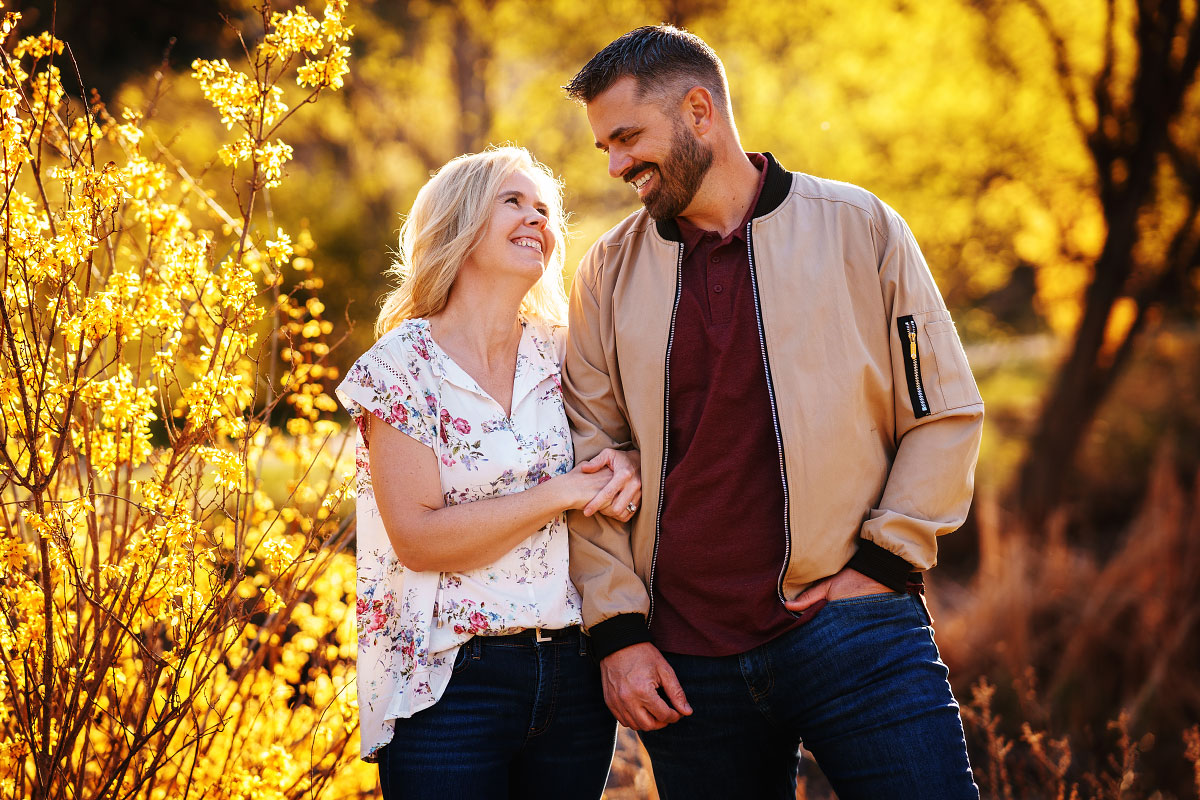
[946, 443, 1200, 798]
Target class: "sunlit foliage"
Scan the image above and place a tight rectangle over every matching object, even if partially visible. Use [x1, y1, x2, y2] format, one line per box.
[0, 2, 374, 796]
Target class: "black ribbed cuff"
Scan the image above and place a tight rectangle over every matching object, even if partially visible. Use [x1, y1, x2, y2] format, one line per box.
[588, 613, 651, 661]
[846, 539, 915, 592]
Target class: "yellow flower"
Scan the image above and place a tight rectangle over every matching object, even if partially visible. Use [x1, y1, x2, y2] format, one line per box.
[1, 12, 23, 38]
[254, 139, 294, 187]
[68, 116, 103, 146]
[218, 135, 254, 167]
[297, 45, 351, 90]
[266, 229, 294, 266]
[191, 59, 287, 131]
[0, 534, 26, 573]
[13, 31, 63, 59]
[264, 8, 324, 56]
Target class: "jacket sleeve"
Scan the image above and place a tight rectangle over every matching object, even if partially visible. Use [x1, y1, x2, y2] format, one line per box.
[853, 208, 984, 586]
[562, 244, 653, 658]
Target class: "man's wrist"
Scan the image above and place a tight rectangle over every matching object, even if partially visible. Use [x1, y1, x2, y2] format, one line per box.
[845, 539, 914, 592]
[587, 613, 651, 661]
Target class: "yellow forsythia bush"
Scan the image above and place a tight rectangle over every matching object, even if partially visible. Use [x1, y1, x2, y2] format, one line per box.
[0, 2, 374, 797]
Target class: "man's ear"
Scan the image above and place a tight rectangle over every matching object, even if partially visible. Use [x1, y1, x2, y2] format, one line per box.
[680, 85, 716, 136]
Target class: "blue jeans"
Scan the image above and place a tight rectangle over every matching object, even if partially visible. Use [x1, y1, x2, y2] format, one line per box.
[640, 592, 979, 800]
[377, 627, 617, 800]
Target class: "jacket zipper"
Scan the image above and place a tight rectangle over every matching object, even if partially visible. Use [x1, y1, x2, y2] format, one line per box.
[909, 327, 926, 412]
[745, 223, 794, 608]
[898, 315, 931, 417]
[647, 243, 685, 625]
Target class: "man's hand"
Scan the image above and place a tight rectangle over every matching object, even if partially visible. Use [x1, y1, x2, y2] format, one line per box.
[784, 567, 894, 614]
[600, 642, 692, 731]
[580, 448, 642, 521]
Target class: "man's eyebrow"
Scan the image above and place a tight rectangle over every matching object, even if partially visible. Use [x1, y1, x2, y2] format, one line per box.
[595, 125, 637, 149]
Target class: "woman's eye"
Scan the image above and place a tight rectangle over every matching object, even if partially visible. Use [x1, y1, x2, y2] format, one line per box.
[505, 197, 520, 206]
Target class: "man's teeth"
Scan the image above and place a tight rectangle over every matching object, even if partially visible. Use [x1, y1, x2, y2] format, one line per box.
[632, 171, 653, 190]
[514, 238, 542, 252]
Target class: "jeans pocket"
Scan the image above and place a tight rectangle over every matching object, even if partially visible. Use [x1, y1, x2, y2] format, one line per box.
[451, 639, 478, 675]
[824, 591, 909, 608]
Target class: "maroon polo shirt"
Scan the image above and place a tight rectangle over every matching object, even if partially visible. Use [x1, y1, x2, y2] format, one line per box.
[650, 153, 805, 656]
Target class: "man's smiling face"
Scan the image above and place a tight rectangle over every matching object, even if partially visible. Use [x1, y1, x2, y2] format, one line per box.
[587, 76, 713, 221]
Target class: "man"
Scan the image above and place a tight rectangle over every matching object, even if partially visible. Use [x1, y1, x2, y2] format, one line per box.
[562, 25, 983, 800]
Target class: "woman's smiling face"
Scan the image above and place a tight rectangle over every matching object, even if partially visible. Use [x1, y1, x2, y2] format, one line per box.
[460, 168, 557, 288]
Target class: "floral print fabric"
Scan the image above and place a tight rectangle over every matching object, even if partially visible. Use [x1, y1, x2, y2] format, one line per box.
[335, 317, 581, 762]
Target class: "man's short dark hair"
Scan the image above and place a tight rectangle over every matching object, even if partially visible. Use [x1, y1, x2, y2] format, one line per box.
[564, 25, 729, 114]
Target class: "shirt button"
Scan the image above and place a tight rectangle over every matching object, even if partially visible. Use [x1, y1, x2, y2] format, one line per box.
[711, 256, 720, 263]
[713, 284, 723, 293]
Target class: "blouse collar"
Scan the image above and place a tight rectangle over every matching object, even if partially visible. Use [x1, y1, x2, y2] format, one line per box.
[416, 317, 559, 413]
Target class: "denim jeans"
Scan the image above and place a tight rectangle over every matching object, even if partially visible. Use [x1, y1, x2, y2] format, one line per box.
[377, 627, 617, 800]
[640, 592, 979, 800]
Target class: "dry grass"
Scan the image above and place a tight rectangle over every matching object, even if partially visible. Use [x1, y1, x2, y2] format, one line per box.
[942, 443, 1200, 799]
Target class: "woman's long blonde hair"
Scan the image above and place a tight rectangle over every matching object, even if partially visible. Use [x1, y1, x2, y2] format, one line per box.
[375, 146, 569, 338]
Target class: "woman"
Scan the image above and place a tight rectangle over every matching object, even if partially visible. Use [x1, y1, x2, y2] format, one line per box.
[336, 146, 637, 799]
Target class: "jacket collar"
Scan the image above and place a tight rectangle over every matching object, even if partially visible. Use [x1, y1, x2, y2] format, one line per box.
[654, 151, 791, 243]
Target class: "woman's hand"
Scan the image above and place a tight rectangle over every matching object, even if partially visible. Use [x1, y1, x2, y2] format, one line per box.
[557, 462, 616, 511]
[580, 448, 642, 522]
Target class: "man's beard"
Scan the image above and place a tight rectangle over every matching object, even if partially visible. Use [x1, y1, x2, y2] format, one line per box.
[632, 120, 714, 221]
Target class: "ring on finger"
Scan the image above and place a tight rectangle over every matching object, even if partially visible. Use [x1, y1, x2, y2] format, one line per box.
[626, 502, 638, 513]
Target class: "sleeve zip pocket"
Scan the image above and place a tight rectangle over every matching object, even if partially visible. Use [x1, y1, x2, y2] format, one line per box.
[897, 315, 931, 418]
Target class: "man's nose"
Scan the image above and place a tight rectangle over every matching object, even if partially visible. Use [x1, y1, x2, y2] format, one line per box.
[608, 149, 631, 180]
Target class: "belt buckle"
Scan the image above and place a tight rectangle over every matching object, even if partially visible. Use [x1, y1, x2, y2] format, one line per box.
[535, 627, 552, 643]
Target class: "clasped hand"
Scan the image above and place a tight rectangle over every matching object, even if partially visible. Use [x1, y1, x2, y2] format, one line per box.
[565, 448, 642, 523]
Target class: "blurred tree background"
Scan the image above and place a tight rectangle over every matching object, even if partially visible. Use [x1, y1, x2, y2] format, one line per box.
[10, 0, 1199, 796]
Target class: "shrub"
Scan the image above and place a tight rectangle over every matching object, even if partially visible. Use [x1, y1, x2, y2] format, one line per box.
[0, 3, 372, 797]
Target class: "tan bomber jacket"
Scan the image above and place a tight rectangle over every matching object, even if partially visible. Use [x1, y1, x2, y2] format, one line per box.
[563, 153, 984, 658]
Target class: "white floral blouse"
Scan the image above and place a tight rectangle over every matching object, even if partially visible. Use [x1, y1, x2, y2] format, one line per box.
[335, 317, 582, 762]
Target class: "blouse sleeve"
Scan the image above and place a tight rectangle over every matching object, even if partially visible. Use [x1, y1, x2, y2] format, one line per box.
[335, 336, 437, 449]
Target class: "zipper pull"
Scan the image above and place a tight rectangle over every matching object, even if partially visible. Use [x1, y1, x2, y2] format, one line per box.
[908, 328, 918, 360]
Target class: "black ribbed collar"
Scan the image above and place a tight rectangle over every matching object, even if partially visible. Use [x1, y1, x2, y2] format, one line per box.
[654, 151, 791, 243]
